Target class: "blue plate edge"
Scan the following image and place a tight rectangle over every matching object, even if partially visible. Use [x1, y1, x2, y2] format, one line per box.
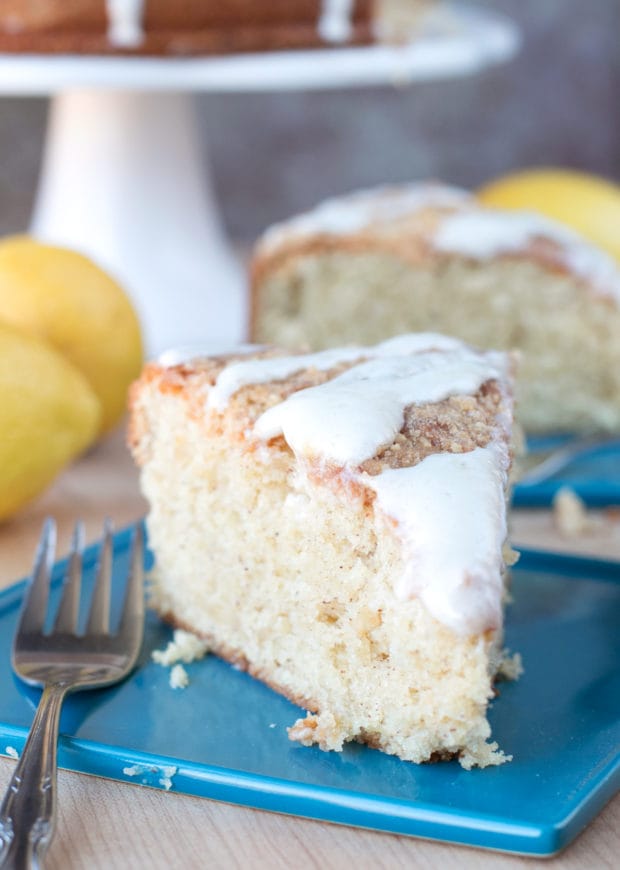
[2, 729, 616, 857]
[0, 729, 571, 857]
[512, 484, 620, 509]
[515, 547, 620, 580]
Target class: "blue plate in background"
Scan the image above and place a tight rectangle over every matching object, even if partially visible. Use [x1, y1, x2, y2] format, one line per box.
[0, 528, 618, 857]
[513, 435, 620, 507]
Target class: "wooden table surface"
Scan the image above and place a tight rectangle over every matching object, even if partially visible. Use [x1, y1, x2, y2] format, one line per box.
[0, 428, 618, 869]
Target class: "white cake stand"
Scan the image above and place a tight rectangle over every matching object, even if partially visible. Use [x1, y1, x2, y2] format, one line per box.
[0, 4, 519, 353]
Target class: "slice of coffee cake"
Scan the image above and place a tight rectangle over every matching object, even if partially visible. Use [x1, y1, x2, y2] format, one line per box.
[129, 333, 517, 768]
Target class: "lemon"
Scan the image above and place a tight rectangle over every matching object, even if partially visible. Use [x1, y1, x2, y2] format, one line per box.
[478, 169, 620, 263]
[0, 237, 143, 434]
[0, 320, 101, 520]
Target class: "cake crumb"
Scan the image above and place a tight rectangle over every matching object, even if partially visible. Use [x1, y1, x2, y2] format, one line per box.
[288, 712, 344, 752]
[123, 764, 146, 777]
[169, 664, 189, 689]
[459, 741, 511, 770]
[552, 486, 593, 537]
[497, 650, 524, 681]
[152, 629, 209, 666]
[158, 765, 178, 791]
[122, 762, 178, 790]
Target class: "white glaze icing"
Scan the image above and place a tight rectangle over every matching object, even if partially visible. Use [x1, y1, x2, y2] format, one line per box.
[361, 331, 467, 356]
[208, 332, 468, 411]
[259, 183, 471, 255]
[434, 209, 620, 301]
[106, 0, 144, 48]
[365, 444, 508, 634]
[207, 346, 366, 411]
[435, 210, 563, 259]
[318, 0, 354, 43]
[255, 348, 506, 465]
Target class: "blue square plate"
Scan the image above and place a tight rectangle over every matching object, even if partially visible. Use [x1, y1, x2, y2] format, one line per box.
[0, 527, 618, 857]
[513, 435, 620, 507]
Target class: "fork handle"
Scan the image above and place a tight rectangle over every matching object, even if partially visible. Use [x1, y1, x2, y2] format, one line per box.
[0, 683, 68, 870]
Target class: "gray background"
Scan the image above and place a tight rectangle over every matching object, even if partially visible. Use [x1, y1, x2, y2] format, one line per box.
[0, 0, 618, 243]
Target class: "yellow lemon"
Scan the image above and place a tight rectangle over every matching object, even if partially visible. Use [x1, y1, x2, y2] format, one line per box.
[0, 237, 143, 434]
[478, 168, 620, 262]
[0, 320, 101, 521]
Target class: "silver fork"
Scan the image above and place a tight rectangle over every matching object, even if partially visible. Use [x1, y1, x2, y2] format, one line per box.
[0, 518, 144, 870]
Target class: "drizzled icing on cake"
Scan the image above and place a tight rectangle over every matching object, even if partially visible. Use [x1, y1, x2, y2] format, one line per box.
[366, 446, 508, 634]
[208, 346, 365, 411]
[207, 332, 466, 411]
[259, 184, 472, 255]
[206, 334, 511, 636]
[255, 348, 506, 465]
[434, 210, 620, 302]
[318, 0, 354, 43]
[106, 0, 144, 48]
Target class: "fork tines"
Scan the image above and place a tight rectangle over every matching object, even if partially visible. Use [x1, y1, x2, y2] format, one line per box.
[18, 517, 57, 636]
[85, 518, 113, 635]
[52, 519, 84, 634]
[17, 518, 144, 640]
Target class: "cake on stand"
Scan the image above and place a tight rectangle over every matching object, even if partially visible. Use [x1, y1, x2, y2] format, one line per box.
[0, 4, 519, 354]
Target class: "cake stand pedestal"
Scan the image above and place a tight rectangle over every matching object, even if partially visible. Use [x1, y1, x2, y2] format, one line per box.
[30, 90, 244, 353]
[0, 4, 519, 354]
